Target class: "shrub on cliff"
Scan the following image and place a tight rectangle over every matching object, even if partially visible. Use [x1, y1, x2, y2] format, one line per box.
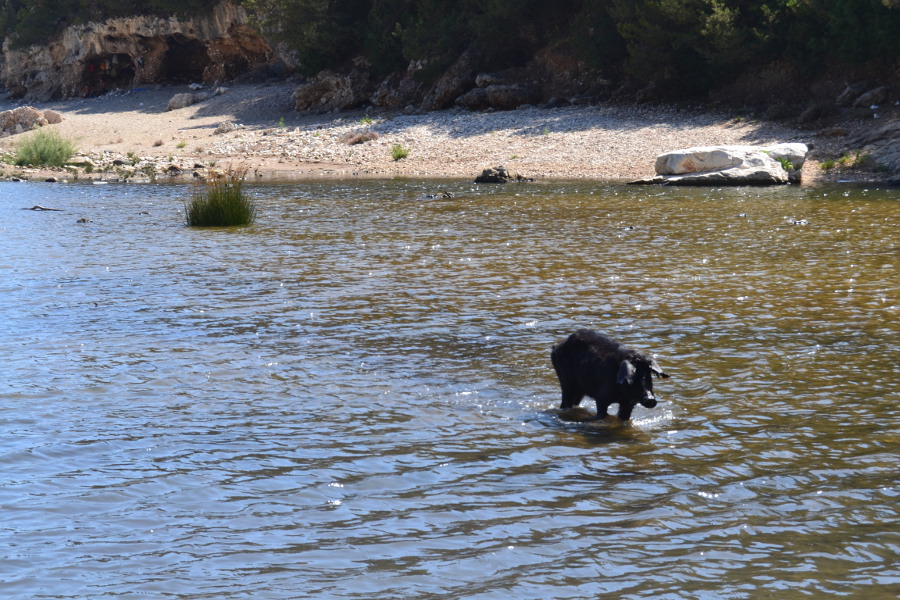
[13, 128, 76, 167]
[184, 166, 256, 227]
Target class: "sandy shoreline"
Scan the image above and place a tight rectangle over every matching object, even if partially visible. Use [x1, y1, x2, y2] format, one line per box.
[0, 80, 869, 183]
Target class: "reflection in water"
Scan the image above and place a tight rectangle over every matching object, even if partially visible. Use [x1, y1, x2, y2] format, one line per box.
[1, 180, 898, 599]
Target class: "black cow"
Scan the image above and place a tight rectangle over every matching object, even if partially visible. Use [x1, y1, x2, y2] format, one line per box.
[551, 329, 670, 421]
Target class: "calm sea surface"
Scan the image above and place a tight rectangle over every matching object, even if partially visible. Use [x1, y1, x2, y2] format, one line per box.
[1, 179, 898, 599]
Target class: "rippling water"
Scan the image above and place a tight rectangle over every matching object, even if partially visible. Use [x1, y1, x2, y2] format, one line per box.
[2, 179, 898, 599]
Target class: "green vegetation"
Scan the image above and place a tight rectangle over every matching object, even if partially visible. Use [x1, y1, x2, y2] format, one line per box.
[821, 150, 877, 171]
[767, 154, 794, 171]
[837, 149, 873, 169]
[239, 0, 899, 95]
[184, 167, 257, 227]
[13, 128, 75, 167]
[1, 1, 896, 98]
[391, 144, 409, 160]
[777, 157, 793, 171]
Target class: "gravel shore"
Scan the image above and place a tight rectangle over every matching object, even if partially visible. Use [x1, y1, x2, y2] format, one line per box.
[0, 81, 842, 182]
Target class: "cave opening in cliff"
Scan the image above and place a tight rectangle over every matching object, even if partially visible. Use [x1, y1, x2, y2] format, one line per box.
[82, 53, 135, 95]
[161, 37, 211, 83]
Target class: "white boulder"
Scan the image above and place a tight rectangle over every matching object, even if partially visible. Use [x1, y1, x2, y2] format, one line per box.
[651, 143, 808, 185]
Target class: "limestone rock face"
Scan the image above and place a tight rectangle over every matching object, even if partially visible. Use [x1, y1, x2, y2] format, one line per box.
[420, 49, 478, 112]
[455, 87, 490, 110]
[370, 71, 424, 110]
[485, 84, 539, 109]
[293, 60, 373, 113]
[1, 1, 274, 101]
[853, 86, 888, 108]
[849, 120, 900, 174]
[457, 83, 539, 110]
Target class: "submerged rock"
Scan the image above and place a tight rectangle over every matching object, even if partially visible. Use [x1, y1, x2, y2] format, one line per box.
[474, 165, 533, 183]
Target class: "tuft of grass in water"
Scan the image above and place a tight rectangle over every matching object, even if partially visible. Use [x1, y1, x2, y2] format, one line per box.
[184, 166, 256, 227]
[391, 144, 409, 160]
[14, 128, 76, 167]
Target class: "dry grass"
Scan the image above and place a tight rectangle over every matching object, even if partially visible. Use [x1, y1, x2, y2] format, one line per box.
[343, 131, 380, 145]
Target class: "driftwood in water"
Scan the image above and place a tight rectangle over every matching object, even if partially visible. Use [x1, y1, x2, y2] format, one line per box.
[23, 205, 64, 211]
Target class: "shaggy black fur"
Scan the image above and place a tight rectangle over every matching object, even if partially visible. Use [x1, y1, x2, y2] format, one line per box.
[551, 329, 670, 421]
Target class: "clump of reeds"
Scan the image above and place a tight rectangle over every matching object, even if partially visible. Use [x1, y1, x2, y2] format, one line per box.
[14, 128, 76, 167]
[184, 166, 256, 227]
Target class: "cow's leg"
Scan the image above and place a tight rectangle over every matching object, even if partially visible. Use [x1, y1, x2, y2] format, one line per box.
[560, 388, 583, 409]
[590, 399, 612, 420]
[616, 402, 635, 421]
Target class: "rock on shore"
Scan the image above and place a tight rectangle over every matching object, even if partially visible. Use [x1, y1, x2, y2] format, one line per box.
[633, 143, 809, 185]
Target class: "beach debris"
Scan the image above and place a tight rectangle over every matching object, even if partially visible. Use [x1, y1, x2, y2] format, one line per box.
[23, 205, 64, 211]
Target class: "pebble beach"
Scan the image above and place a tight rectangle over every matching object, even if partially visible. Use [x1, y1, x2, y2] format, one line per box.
[0, 81, 835, 182]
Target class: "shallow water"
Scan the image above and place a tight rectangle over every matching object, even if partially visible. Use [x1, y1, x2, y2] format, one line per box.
[1, 179, 898, 599]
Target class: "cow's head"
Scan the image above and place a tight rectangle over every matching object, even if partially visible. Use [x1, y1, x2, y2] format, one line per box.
[617, 355, 670, 408]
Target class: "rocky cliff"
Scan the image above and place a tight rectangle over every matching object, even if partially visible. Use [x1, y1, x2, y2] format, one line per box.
[0, 1, 277, 101]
